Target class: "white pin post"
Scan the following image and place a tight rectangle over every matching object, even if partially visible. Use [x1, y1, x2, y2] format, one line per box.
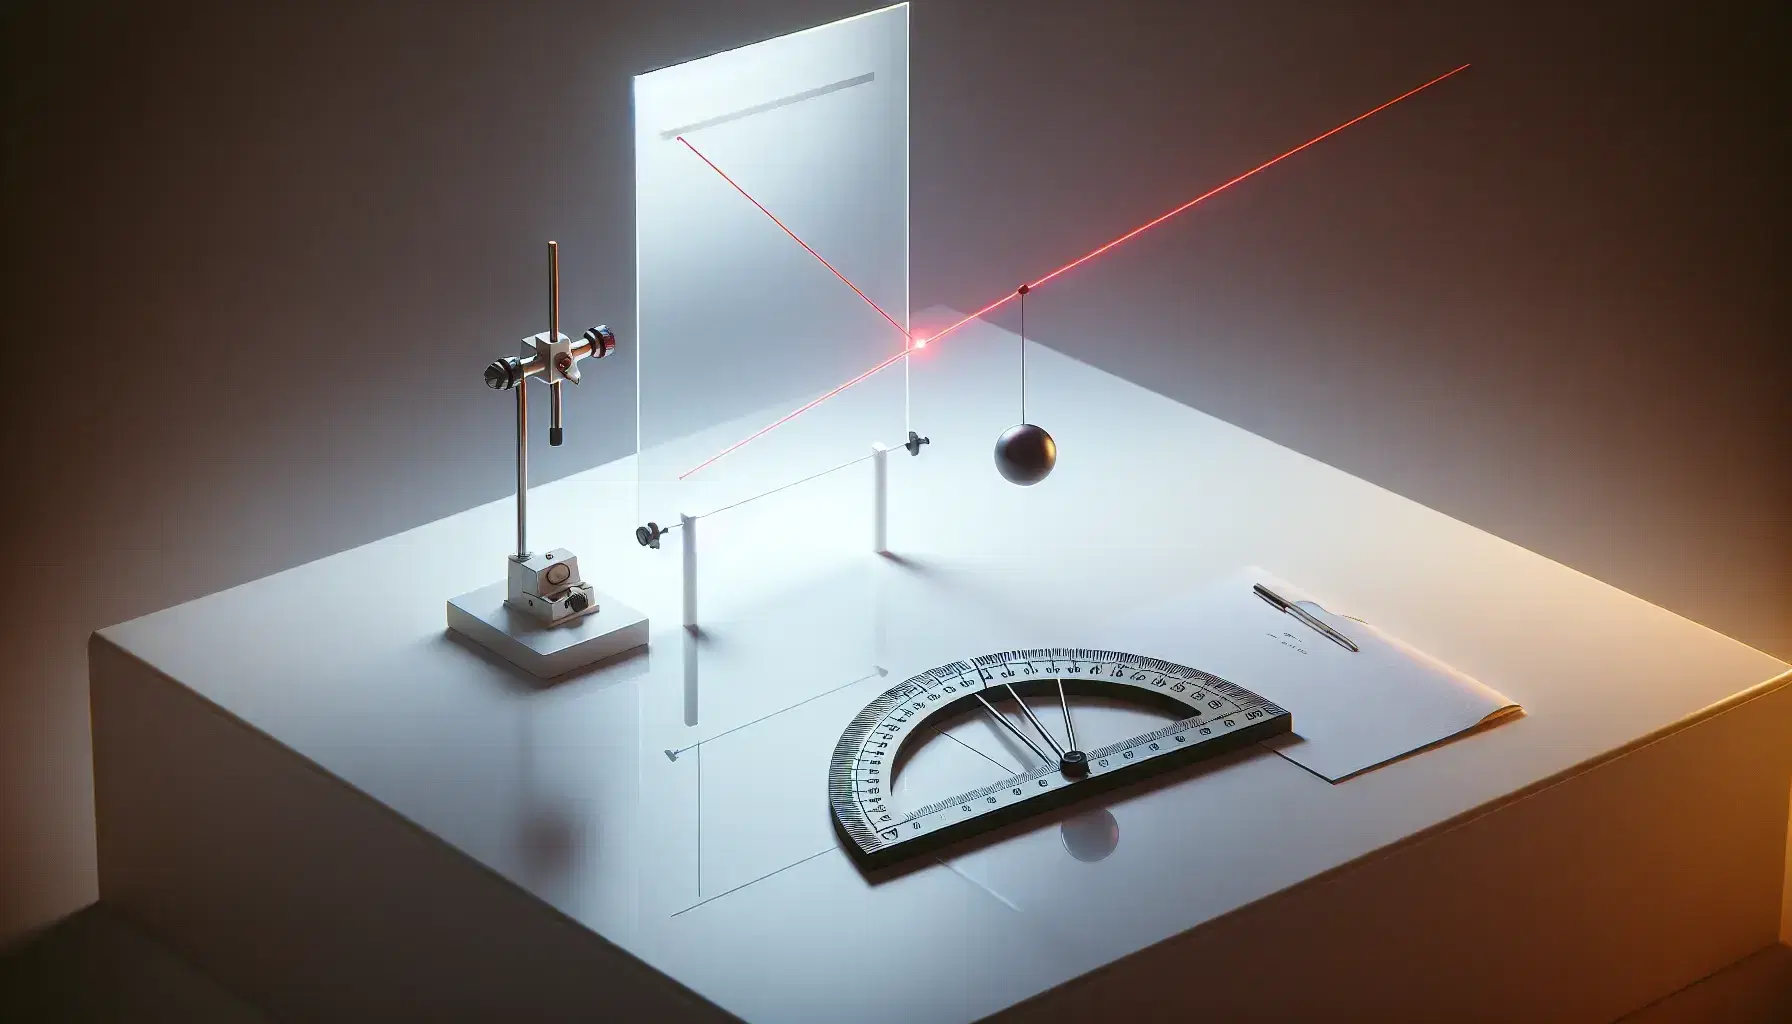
[872, 444, 889, 554]
[680, 513, 697, 631]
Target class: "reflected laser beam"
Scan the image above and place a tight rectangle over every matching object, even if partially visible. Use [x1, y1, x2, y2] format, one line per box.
[675, 133, 919, 480]
[679, 64, 1470, 479]
[676, 348, 912, 480]
[677, 134, 911, 342]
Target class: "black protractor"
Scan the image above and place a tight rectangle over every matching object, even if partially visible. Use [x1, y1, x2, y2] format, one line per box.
[829, 647, 1292, 870]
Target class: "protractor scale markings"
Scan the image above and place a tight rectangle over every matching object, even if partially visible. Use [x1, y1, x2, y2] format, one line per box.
[829, 647, 1292, 868]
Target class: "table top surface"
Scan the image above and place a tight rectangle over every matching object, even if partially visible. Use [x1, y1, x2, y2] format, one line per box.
[101, 312, 1789, 1022]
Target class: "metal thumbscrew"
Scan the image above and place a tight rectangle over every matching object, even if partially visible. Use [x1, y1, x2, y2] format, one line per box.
[636, 522, 665, 549]
[583, 326, 616, 358]
[484, 357, 522, 390]
[904, 430, 930, 456]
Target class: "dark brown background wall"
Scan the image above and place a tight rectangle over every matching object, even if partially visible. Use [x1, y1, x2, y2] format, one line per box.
[2, 0, 1785, 945]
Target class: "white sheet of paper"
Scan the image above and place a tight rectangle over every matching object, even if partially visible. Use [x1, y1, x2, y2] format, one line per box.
[1093, 567, 1519, 781]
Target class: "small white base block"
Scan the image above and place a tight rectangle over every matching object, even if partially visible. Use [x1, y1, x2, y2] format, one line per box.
[446, 581, 648, 678]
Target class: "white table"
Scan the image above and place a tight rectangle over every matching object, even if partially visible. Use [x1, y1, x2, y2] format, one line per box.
[91, 315, 1792, 1022]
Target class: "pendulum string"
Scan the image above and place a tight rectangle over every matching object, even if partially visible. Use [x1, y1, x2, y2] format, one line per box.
[1017, 284, 1029, 423]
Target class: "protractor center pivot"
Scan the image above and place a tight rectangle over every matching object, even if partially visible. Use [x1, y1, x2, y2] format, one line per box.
[1059, 749, 1089, 777]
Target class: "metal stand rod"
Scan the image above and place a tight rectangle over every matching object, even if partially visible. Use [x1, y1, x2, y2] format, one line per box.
[548, 241, 565, 446]
[680, 512, 697, 630]
[515, 370, 529, 560]
[549, 377, 565, 445]
[872, 444, 889, 554]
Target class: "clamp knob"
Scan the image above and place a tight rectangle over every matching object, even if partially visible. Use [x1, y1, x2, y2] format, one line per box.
[484, 356, 523, 390]
[583, 326, 616, 359]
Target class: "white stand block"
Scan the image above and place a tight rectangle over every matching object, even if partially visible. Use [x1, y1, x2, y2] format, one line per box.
[446, 582, 647, 679]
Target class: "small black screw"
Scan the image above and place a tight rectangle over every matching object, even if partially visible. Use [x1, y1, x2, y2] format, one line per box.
[904, 430, 930, 456]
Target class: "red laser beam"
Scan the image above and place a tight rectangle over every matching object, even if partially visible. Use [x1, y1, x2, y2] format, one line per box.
[673, 133, 919, 480]
[677, 348, 914, 480]
[680, 63, 1471, 479]
[921, 62, 1472, 348]
[677, 135, 912, 342]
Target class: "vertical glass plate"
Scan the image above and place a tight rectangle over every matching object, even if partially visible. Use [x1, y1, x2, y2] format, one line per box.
[634, 4, 909, 528]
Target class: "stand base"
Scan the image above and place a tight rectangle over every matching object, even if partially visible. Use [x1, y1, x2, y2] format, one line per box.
[446, 581, 648, 678]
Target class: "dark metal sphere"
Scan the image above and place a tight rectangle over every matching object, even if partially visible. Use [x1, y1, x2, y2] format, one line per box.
[994, 423, 1056, 485]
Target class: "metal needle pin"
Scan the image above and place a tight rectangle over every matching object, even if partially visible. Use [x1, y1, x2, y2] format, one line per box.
[972, 690, 1050, 764]
[1057, 677, 1078, 752]
[1055, 677, 1089, 777]
[1002, 680, 1065, 759]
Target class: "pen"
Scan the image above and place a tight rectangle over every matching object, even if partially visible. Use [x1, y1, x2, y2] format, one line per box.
[1253, 583, 1359, 653]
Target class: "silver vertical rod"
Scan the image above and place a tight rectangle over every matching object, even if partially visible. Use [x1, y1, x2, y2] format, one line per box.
[548, 241, 565, 445]
[515, 365, 529, 560]
[549, 374, 565, 442]
[872, 444, 889, 553]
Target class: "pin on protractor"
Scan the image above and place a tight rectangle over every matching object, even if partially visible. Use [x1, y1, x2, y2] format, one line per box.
[829, 647, 1292, 869]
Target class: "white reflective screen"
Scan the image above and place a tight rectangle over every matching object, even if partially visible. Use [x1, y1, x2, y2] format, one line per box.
[635, 4, 908, 522]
